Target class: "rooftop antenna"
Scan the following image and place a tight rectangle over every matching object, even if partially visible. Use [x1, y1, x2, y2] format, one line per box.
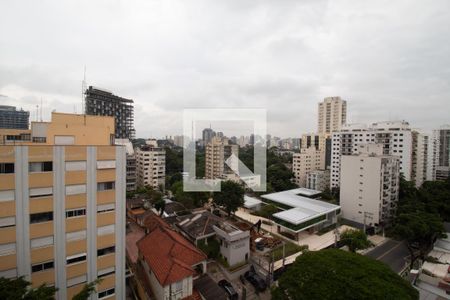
[35, 104, 39, 122]
[82, 66, 87, 114]
[40, 97, 43, 121]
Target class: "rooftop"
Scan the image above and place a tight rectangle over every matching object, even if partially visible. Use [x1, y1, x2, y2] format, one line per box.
[176, 211, 222, 240]
[261, 188, 340, 225]
[137, 221, 207, 286]
[243, 195, 262, 209]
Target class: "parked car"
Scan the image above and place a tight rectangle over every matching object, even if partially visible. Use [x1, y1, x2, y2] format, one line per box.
[218, 279, 238, 300]
[244, 268, 267, 292]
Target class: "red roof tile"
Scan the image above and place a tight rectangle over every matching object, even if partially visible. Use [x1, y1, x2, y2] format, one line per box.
[137, 222, 207, 286]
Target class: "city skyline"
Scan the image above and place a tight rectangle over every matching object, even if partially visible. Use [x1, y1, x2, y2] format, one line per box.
[1, 1, 450, 138]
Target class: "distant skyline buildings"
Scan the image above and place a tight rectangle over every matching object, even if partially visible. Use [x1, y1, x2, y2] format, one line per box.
[0, 105, 29, 129]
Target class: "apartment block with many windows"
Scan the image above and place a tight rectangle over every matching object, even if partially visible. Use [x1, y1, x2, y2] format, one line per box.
[317, 96, 347, 136]
[330, 121, 436, 189]
[340, 144, 400, 230]
[0, 112, 126, 300]
[136, 144, 166, 190]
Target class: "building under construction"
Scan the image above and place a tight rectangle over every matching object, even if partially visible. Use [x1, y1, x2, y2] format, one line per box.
[85, 86, 135, 139]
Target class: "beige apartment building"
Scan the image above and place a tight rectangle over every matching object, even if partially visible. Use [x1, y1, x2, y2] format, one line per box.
[292, 147, 325, 187]
[317, 96, 347, 135]
[0, 112, 125, 300]
[136, 143, 166, 190]
[205, 137, 239, 179]
[340, 144, 400, 230]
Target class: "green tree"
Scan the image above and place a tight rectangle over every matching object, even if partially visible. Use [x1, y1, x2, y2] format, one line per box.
[272, 249, 418, 300]
[213, 180, 245, 216]
[71, 279, 102, 300]
[0, 277, 100, 300]
[393, 211, 446, 267]
[170, 181, 210, 209]
[0, 277, 56, 300]
[340, 229, 372, 252]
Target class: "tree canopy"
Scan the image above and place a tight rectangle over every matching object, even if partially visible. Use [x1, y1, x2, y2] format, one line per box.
[213, 180, 245, 216]
[0, 277, 100, 300]
[272, 249, 419, 300]
[393, 176, 448, 266]
[340, 229, 372, 252]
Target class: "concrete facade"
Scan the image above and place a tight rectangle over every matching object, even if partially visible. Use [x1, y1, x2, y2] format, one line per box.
[340, 144, 400, 229]
[317, 96, 347, 135]
[0, 113, 125, 300]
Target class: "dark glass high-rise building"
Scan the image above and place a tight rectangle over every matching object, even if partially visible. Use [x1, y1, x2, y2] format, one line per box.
[0, 105, 29, 129]
[85, 86, 135, 139]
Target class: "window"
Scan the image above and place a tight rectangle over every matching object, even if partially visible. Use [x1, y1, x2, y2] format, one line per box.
[98, 288, 115, 299]
[97, 160, 116, 169]
[66, 253, 87, 265]
[31, 236, 54, 248]
[97, 182, 115, 191]
[66, 230, 87, 242]
[98, 267, 115, 278]
[0, 243, 16, 256]
[65, 161, 86, 171]
[30, 212, 53, 224]
[0, 268, 17, 279]
[0, 163, 14, 174]
[0, 216, 15, 228]
[97, 224, 115, 236]
[29, 162, 53, 172]
[66, 208, 86, 218]
[67, 274, 87, 287]
[97, 203, 115, 213]
[29, 187, 53, 198]
[31, 261, 54, 273]
[97, 246, 115, 257]
[0, 190, 14, 202]
[66, 184, 86, 195]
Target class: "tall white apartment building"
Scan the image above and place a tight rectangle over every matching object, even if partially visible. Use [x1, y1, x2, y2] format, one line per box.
[340, 144, 400, 229]
[136, 145, 166, 190]
[434, 125, 450, 180]
[293, 147, 325, 187]
[317, 96, 347, 135]
[331, 121, 435, 188]
[205, 137, 239, 179]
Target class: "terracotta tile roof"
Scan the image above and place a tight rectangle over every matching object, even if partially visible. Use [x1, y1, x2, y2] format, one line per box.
[142, 212, 171, 232]
[137, 222, 207, 286]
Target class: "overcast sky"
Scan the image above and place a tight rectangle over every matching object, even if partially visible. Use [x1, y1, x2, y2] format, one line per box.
[1, 0, 449, 138]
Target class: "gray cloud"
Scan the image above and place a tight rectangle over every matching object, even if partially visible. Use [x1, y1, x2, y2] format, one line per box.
[0, 0, 449, 138]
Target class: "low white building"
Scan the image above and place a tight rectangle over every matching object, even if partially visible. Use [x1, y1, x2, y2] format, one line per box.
[213, 222, 250, 267]
[261, 188, 340, 240]
[340, 144, 400, 230]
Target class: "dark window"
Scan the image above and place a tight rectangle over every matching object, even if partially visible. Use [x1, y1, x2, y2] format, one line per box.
[97, 246, 115, 257]
[66, 208, 86, 218]
[0, 163, 14, 173]
[98, 269, 115, 278]
[31, 261, 54, 273]
[29, 162, 53, 172]
[67, 254, 86, 265]
[97, 182, 115, 191]
[98, 288, 115, 299]
[30, 212, 53, 224]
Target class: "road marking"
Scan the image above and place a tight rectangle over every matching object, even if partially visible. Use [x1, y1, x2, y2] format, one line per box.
[376, 241, 403, 260]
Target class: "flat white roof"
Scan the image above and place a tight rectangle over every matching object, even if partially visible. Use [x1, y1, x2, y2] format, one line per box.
[262, 188, 340, 225]
[244, 196, 262, 208]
